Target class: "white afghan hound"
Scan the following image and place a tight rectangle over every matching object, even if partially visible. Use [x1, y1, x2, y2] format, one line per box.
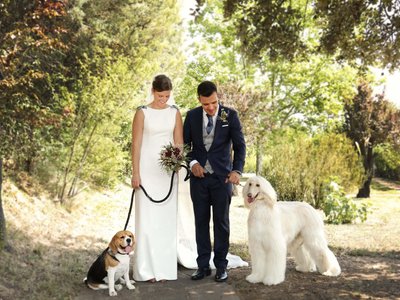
[243, 176, 341, 286]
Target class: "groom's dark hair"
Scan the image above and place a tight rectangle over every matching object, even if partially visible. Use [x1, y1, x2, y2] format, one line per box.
[197, 81, 217, 97]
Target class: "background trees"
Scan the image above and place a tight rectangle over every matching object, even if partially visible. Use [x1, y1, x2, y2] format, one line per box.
[189, 0, 400, 212]
[0, 0, 185, 248]
[0, 0, 75, 249]
[343, 81, 400, 197]
[1, 0, 400, 250]
[222, 0, 400, 70]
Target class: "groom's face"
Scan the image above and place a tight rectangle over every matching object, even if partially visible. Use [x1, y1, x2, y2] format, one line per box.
[199, 92, 218, 116]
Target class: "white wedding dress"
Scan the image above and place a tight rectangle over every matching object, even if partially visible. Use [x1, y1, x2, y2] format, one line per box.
[132, 106, 178, 281]
[132, 105, 248, 282]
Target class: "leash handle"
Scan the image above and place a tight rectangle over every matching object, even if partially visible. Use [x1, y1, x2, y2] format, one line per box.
[123, 165, 190, 230]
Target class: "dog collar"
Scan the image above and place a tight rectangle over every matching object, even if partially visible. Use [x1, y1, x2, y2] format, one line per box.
[107, 248, 120, 262]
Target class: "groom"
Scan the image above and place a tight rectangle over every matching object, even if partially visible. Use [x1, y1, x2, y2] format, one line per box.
[183, 81, 246, 282]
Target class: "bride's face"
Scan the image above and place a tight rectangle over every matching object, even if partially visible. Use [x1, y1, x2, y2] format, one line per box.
[152, 90, 171, 107]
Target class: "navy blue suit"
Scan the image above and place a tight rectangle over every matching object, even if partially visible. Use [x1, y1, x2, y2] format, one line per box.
[183, 105, 246, 269]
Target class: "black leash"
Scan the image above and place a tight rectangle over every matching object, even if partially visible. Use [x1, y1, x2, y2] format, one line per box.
[123, 165, 190, 230]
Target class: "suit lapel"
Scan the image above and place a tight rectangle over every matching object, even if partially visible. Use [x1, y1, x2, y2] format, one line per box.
[194, 108, 206, 150]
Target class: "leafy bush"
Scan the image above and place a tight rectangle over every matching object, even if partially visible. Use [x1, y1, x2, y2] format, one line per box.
[323, 181, 370, 224]
[261, 130, 364, 209]
[243, 148, 257, 173]
[374, 143, 400, 180]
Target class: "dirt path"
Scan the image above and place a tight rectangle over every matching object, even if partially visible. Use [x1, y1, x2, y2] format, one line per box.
[373, 177, 400, 190]
[2, 177, 400, 299]
[229, 254, 400, 300]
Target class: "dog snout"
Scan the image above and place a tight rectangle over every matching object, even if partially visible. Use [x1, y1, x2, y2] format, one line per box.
[127, 238, 132, 244]
[247, 192, 253, 197]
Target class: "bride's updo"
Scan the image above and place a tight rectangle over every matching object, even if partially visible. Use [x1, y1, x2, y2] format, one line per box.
[152, 74, 172, 92]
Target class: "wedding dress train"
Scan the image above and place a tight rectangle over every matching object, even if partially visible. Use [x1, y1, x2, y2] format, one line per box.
[177, 172, 249, 269]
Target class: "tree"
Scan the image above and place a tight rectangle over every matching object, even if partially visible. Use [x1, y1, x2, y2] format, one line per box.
[222, 0, 310, 61]
[221, 0, 400, 70]
[344, 81, 400, 197]
[54, 0, 185, 202]
[1, 0, 186, 206]
[315, 0, 400, 71]
[0, 0, 74, 249]
[188, 0, 359, 174]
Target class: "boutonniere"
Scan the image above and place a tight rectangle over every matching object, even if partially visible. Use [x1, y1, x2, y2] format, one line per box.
[218, 108, 229, 123]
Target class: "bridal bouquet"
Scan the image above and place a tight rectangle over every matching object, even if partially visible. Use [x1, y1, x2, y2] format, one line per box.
[159, 143, 188, 173]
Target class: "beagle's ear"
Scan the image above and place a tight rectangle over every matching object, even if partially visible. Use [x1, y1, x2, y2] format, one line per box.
[109, 234, 119, 254]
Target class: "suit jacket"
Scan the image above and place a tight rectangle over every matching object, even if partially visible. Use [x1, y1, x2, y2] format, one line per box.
[183, 105, 246, 177]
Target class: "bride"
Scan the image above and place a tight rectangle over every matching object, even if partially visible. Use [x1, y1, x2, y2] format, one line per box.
[131, 75, 247, 282]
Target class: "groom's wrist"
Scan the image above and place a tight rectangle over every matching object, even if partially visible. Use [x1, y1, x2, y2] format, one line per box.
[189, 160, 199, 170]
[232, 170, 242, 176]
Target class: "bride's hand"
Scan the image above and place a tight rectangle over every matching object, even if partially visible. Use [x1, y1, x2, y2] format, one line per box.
[131, 174, 141, 188]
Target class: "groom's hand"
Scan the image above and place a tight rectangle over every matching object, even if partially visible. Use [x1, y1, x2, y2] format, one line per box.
[226, 171, 240, 185]
[191, 163, 206, 178]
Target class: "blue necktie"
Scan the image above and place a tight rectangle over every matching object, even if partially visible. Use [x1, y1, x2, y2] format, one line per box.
[206, 114, 213, 135]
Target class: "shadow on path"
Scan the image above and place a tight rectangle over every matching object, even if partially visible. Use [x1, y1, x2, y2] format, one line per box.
[75, 266, 240, 300]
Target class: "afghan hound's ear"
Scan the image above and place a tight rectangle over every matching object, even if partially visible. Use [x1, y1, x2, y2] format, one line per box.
[242, 179, 251, 208]
[259, 177, 277, 206]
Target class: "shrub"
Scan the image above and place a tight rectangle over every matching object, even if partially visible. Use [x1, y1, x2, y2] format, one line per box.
[261, 131, 364, 209]
[323, 181, 370, 224]
[374, 143, 400, 180]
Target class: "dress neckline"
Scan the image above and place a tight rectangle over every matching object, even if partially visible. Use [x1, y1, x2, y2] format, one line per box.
[147, 105, 170, 110]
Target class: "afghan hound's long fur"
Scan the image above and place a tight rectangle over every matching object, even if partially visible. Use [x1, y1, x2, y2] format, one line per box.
[243, 176, 341, 285]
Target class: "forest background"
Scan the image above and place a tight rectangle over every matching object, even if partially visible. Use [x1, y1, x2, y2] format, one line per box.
[0, 0, 400, 299]
[0, 1, 400, 297]
[2, 0, 400, 246]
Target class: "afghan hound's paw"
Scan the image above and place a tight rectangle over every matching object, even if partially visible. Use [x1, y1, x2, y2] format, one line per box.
[246, 274, 262, 283]
[322, 268, 341, 277]
[115, 284, 123, 291]
[263, 276, 284, 286]
[296, 265, 316, 273]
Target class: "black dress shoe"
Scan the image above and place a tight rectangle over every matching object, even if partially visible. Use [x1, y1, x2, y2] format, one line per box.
[215, 268, 228, 282]
[191, 267, 212, 280]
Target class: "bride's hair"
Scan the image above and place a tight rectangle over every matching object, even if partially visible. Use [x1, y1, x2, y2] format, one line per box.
[153, 74, 172, 92]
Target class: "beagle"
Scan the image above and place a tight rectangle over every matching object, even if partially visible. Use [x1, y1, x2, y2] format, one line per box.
[84, 230, 135, 296]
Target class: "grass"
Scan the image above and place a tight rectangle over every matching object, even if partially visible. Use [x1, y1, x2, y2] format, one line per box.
[0, 176, 399, 299]
[324, 183, 400, 255]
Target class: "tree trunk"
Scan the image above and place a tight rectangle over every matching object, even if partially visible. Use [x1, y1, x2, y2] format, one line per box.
[0, 157, 8, 250]
[67, 123, 97, 197]
[58, 117, 87, 203]
[357, 145, 374, 198]
[25, 125, 35, 174]
[357, 176, 372, 198]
